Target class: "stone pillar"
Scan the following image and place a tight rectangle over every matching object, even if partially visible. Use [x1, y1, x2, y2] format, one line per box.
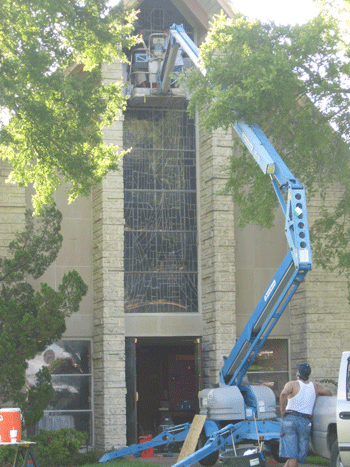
[290, 190, 350, 384]
[199, 126, 236, 387]
[93, 61, 126, 451]
[0, 161, 26, 256]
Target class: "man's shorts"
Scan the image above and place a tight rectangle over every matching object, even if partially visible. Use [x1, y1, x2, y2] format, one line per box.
[279, 413, 312, 463]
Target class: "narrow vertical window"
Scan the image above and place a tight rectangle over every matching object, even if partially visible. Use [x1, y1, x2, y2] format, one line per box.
[123, 108, 197, 313]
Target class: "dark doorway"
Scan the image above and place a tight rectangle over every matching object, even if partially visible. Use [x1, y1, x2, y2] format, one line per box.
[125, 337, 201, 444]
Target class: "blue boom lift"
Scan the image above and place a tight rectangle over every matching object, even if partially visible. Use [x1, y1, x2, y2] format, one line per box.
[99, 24, 312, 466]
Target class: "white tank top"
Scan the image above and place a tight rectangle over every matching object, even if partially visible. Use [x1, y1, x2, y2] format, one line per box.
[286, 380, 316, 415]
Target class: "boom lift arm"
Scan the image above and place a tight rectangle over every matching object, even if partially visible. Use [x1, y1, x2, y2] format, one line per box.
[220, 121, 311, 388]
[165, 24, 312, 390]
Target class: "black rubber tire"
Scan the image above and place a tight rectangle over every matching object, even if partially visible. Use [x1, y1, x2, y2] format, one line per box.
[197, 433, 219, 467]
[330, 439, 343, 467]
[270, 443, 288, 463]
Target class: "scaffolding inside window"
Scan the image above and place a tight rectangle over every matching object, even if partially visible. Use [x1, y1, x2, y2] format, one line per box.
[135, 3, 194, 36]
[124, 108, 197, 313]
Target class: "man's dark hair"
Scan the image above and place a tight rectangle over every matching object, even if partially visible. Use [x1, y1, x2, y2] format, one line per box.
[296, 363, 311, 381]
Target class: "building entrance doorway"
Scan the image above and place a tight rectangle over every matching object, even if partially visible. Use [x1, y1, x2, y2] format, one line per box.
[125, 337, 201, 444]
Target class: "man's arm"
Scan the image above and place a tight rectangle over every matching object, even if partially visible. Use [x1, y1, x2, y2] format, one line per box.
[314, 382, 332, 397]
[280, 381, 295, 419]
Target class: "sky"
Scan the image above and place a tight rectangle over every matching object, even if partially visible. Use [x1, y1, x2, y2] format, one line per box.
[106, 0, 321, 25]
[229, 0, 320, 24]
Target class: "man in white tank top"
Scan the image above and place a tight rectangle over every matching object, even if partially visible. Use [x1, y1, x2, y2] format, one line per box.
[279, 363, 332, 467]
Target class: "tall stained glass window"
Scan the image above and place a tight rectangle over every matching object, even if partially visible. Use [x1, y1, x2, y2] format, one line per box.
[123, 108, 197, 313]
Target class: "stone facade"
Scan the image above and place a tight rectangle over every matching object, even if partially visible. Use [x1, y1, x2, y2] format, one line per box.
[290, 191, 350, 383]
[305, 271, 349, 382]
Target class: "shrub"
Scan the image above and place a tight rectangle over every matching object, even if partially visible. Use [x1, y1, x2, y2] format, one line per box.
[33, 428, 88, 467]
[0, 443, 17, 467]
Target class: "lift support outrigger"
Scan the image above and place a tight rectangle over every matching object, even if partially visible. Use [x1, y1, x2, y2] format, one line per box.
[99, 424, 191, 463]
[99, 23, 312, 466]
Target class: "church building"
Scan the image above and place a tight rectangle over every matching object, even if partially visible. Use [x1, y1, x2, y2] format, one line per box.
[0, 0, 348, 452]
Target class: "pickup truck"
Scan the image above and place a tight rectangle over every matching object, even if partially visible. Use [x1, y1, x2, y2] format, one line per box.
[311, 351, 350, 467]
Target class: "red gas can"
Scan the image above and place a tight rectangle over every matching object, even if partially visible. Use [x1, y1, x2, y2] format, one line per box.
[139, 435, 154, 458]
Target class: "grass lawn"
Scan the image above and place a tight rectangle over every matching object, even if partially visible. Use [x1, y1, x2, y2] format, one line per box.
[305, 455, 330, 466]
[79, 461, 160, 467]
[70, 455, 330, 467]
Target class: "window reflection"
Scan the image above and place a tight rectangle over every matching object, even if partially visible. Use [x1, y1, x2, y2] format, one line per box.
[26, 340, 92, 444]
[247, 339, 289, 412]
[47, 375, 90, 411]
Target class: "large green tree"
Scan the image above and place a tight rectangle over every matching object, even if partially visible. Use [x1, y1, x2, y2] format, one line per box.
[0, 205, 88, 426]
[184, 2, 350, 300]
[0, 0, 138, 214]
